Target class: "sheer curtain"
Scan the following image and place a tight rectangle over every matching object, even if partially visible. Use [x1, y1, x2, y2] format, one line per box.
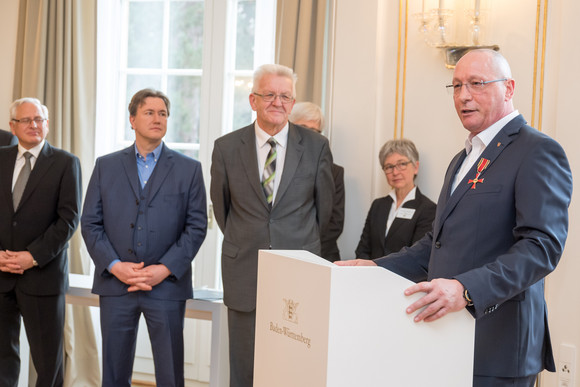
[276, 0, 327, 106]
[13, 0, 99, 385]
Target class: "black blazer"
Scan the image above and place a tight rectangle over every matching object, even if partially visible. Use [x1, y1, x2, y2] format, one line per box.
[320, 163, 345, 262]
[0, 143, 81, 295]
[355, 187, 435, 259]
[0, 130, 17, 147]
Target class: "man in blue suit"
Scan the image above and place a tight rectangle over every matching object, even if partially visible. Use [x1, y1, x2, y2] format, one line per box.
[81, 89, 207, 387]
[338, 49, 572, 387]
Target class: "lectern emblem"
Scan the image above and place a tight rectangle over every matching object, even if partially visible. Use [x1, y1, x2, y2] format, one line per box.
[283, 298, 299, 324]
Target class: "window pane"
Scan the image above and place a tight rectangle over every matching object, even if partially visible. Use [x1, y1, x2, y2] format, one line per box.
[166, 75, 201, 144]
[124, 74, 162, 139]
[128, 1, 164, 68]
[232, 76, 253, 130]
[169, 1, 205, 69]
[235, 0, 256, 70]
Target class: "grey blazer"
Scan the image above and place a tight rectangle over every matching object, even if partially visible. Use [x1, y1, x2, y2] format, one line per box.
[210, 122, 335, 311]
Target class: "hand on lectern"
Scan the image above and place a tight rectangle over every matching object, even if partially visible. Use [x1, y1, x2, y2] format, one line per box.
[334, 259, 377, 266]
[403, 278, 468, 323]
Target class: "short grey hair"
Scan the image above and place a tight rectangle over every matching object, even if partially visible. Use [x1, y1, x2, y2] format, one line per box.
[252, 64, 297, 98]
[378, 138, 419, 167]
[289, 102, 324, 131]
[128, 88, 171, 117]
[10, 98, 49, 120]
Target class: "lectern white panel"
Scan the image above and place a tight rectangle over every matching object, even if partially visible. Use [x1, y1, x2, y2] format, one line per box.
[254, 250, 475, 387]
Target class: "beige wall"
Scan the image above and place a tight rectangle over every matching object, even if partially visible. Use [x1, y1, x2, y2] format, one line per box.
[0, 0, 19, 126]
[328, 0, 580, 385]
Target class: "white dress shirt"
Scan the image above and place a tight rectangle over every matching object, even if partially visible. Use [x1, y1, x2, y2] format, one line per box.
[12, 140, 45, 191]
[451, 110, 519, 193]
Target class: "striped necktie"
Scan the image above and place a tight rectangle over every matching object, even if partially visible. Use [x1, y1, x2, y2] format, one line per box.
[262, 137, 277, 206]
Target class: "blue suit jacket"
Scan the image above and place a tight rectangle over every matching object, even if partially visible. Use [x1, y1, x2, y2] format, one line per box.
[81, 143, 207, 300]
[376, 115, 572, 378]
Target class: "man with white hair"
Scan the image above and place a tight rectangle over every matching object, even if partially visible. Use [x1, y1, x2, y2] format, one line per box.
[211, 64, 335, 387]
[0, 98, 81, 386]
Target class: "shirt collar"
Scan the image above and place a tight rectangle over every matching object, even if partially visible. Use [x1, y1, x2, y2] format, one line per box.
[255, 121, 289, 149]
[135, 142, 163, 161]
[18, 140, 45, 160]
[388, 185, 417, 206]
[465, 110, 519, 153]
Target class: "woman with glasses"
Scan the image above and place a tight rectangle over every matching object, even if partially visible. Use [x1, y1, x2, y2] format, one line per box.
[355, 138, 436, 259]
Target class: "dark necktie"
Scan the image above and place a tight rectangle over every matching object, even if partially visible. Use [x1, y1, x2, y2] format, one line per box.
[262, 138, 277, 206]
[13, 152, 32, 210]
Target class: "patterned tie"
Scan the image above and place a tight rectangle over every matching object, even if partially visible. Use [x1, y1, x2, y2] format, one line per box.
[13, 152, 32, 210]
[262, 138, 277, 206]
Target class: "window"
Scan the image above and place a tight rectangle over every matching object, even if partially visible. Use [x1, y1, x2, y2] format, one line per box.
[96, 0, 276, 290]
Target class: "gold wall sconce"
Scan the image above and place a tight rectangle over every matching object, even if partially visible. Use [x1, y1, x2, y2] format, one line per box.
[414, 0, 499, 68]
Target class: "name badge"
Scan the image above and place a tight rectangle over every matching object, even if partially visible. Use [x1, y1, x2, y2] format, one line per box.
[396, 208, 415, 219]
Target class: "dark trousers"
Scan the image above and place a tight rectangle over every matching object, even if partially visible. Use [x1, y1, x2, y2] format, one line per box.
[473, 374, 538, 387]
[100, 293, 186, 387]
[0, 288, 65, 387]
[227, 308, 256, 387]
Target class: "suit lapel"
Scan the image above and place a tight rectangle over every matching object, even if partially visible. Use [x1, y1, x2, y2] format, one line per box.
[0, 146, 18, 213]
[144, 143, 175, 204]
[16, 143, 55, 210]
[274, 123, 304, 208]
[120, 145, 141, 200]
[239, 125, 270, 210]
[380, 197, 393, 248]
[434, 115, 523, 238]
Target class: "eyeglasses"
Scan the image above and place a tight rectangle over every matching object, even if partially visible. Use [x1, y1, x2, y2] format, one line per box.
[445, 78, 508, 96]
[12, 117, 47, 125]
[253, 92, 294, 104]
[383, 160, 413, 174]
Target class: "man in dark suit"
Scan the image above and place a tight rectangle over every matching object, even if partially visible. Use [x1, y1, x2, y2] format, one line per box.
[338, 49, 572, 387]
[81, 89, 207, 387]
[0, 98, 81, 387]
[211, 64, 335, 387]
[0, 128, 18, 146]
[289, 101, 345, 262]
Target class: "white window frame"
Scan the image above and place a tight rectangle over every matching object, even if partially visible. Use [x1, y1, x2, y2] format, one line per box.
[95, 0, 276, 290]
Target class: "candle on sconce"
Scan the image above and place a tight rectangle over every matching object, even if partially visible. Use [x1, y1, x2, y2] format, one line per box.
[439, 0, 444, 10]
[422, 0, 425, 14]
[475, 0, 481, 14]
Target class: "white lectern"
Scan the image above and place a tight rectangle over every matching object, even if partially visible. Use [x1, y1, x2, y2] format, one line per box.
[254, 250, 475, 387]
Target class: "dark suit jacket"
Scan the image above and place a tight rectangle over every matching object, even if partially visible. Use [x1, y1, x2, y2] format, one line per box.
[210, 122, 335, 311]
[355, 187, 435, 259]
[321, 163, 344, 262]
[81, 143, 207, 300]
[0, 130, 17, 147]
[375, 115, 572, 378]
[0, 143, 81, 295]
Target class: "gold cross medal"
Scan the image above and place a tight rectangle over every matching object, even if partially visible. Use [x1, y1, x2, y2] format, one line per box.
[468, 158, 490, 189]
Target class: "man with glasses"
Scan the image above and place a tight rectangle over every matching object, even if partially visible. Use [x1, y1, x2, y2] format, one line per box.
[0, 98, 82, 386]
[211, 64, 334, 387]
[338, 49, 572, 387]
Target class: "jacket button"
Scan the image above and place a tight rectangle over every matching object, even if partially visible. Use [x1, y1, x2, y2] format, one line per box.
[435, 241, 441, 248]
[128, 249, 133, 254]
[130, 223, 134, 228]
